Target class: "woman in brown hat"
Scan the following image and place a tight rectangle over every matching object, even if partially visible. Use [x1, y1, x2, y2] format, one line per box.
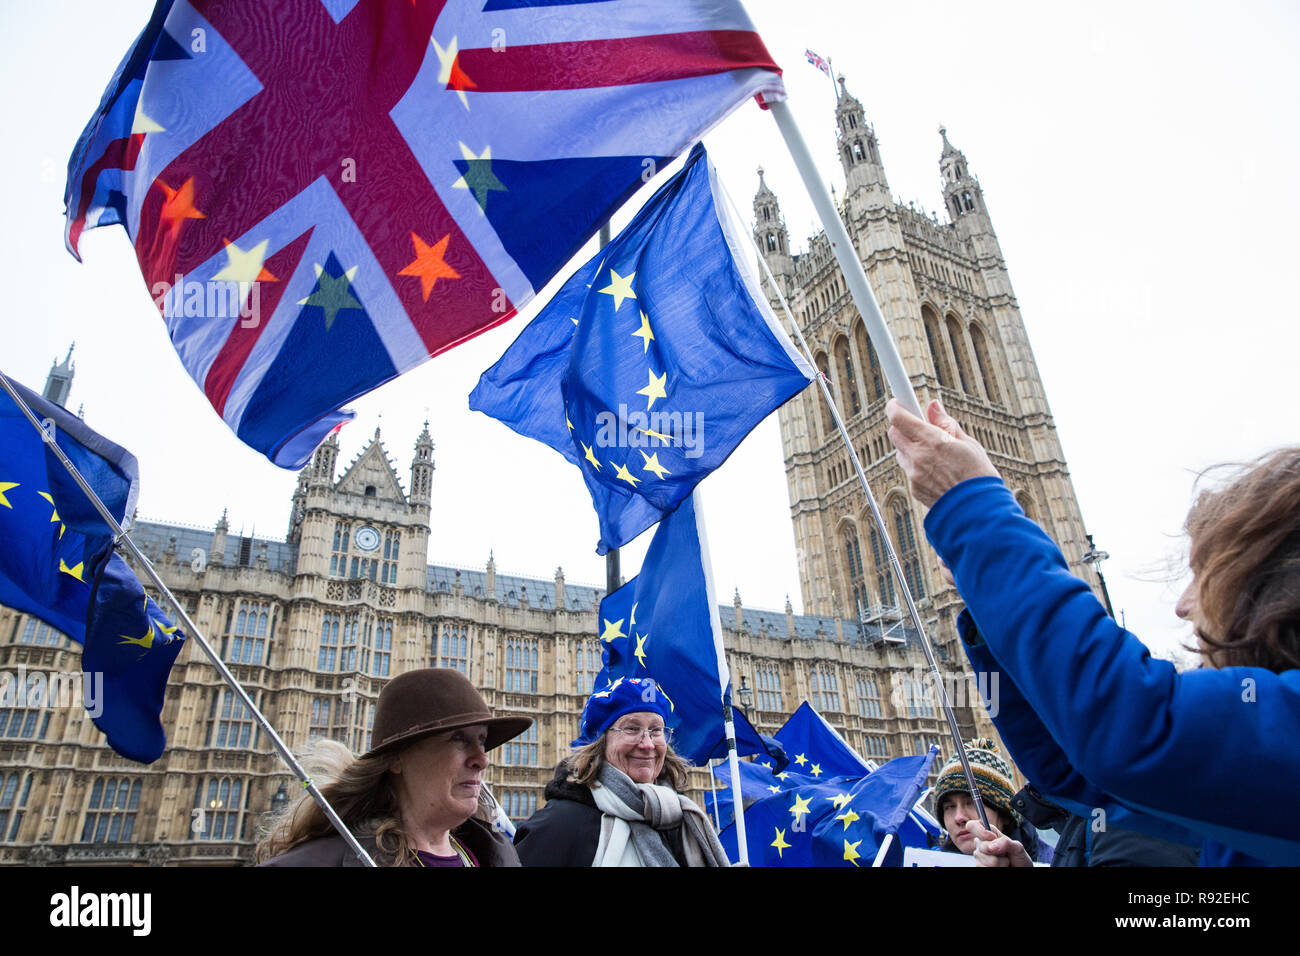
[256, 668, 532, 867]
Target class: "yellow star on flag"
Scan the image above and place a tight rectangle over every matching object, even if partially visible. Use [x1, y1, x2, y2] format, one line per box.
[213, 238, 277, 284]
[565, 411, 574, 433]
[0, 481, 18, 508]
[828, 792, 851, 809]
[132, 99, 165, 134]
[597, 268, 636, 310]
[761, 762, 773, 770]
[635, 426, 671, 443]
[631, 311, 654, 352]
[399, 232, 460, 300]
[793, 753, 808, 767]
[789, 793, 813, 824]
[843, 838, 863, 867]
[611, 462, 641, 487]
[633, 633, 648, 668]
[58, 558, 84, 582]
[36, 492, 65, 538]
[835, 808, 860, 830]
[119, 599, 156, 650]
[767, 785, 781, 794]
[776, 772, 790, 781]
[430, 35, 473, 109]
[770, 828, 791, 859]
[810, 763, 823, 778]
[599, 618, 626, 643]
[636, 368, 667, 410]
[581, 442, 602, 471]
[639, 451, 670, 480]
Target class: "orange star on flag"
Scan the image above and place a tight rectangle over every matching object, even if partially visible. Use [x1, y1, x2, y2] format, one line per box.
[156, 177, 206, 241]
[448, 54, 478, 94]
[399, 232, 460, 300]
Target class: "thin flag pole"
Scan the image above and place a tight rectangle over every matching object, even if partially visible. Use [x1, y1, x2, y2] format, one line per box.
[713, 179, 992, 832]
[871, 832, 894, 867]
[708, 760, 722, 833]
[767, 98, 922, 418]
[0, 370, 377, 866]
[689, 486, 749, 864]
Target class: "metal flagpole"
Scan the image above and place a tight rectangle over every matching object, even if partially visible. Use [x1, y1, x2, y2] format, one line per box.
[714, 168, 993, 831]
[708, 759, 722, 833]
[767, 98, 922, 418]
[0, 370, 378, 866]
[689, 487, 750, 864]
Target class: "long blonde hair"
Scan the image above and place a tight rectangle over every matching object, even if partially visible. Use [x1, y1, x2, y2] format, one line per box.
[254, 738, 494, 865]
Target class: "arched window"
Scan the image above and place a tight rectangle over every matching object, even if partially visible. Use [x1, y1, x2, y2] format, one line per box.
[809, 664, 841, 713]
[835, 338, 861, 415]
[891, 500, 926, 600]
[193, 777, 246, 841]
[81, 777, 141, 843]
[814, 352, 836, 439]
[755, 663, 783, 712]
[574, 639, 603, 695]
[766, 232, 778, 253]
[853, 323, 884, 404]
[0, 771, 31, 841]
[1015, 491, 1037, 523]
[852, 141, 864, 161]
[504, 637, 538, 693]
[962, 191, 975, 212]
[842, 525, 867, 616]
[969, 322, 1002, 405]
[922, 306, 953, 388]
[945, 314, 975, 394]
[868, 525, 895, 608]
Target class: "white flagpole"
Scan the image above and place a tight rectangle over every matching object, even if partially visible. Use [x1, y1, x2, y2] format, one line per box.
[690, 486, 749, 865]
[714, 154, 993, 831]
[709, 760, 722, 833]
[0, 370, 377, 867]
[767, 98, 922, 418]
[871, 832, 894, 867]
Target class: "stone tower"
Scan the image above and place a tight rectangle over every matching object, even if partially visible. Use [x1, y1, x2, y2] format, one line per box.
[758, 77, 1104, 650]
[42, 343, 75, 409]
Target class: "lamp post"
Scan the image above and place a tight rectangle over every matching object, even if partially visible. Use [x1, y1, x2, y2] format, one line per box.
[737, 676, 753, 716]
[1081, 534, 1116, 619]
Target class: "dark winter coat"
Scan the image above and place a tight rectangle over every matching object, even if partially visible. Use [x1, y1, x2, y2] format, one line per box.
[513, 762, 690, 867]
[257, 816, 520, 867]
[1012, 784, 1199, 868]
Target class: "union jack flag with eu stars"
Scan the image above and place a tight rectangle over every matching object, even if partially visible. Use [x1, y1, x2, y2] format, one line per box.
[64, 0, 785, 468]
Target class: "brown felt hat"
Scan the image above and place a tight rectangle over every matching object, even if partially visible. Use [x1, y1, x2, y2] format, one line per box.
[364, 668, 532, 758]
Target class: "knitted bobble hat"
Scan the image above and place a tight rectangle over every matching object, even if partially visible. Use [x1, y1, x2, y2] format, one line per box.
[931, 737, 1019, 826]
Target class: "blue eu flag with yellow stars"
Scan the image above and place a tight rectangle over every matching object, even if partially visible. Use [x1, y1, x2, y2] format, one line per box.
[0, 375, 184, 763]
[719, 750, 939, 867]
[578, 494, 784, 767]
[777, 700, 877, 779]
[471, 144, 814, 553]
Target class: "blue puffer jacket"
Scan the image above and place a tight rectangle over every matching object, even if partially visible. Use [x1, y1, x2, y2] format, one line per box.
[925, 477, 1300, 866]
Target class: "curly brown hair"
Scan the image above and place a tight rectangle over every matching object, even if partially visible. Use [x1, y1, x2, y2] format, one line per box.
[1185, 446, 1300, 672]
[254, 738, 494, 865]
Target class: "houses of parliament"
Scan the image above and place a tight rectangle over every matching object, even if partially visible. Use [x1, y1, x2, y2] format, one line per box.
[0, 80, 1103, 865]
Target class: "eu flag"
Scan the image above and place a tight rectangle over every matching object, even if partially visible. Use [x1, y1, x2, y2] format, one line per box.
[65, 1, 785, 467]
[0, 375, 184, 762]
[719, 750, 939, 867]
[776, 700, 876, 779]
[576, 494, 783, 767]
[471, 145, 814, 552]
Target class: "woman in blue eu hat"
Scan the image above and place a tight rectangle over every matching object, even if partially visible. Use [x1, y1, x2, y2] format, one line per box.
[514, 677, 729, 866]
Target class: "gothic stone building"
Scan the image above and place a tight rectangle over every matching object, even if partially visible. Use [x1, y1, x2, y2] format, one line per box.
[754, 77, 1105, 659]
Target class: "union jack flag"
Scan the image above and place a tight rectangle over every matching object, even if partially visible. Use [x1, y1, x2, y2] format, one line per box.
[805, 48, 830, 75]
[65, 0, 784, 467]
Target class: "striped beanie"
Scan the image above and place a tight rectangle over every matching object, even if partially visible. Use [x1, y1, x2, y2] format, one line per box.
[931, 738, 1019, 824]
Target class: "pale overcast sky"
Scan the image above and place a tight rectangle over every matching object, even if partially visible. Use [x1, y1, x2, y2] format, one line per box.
[2, 1, 1297, 661]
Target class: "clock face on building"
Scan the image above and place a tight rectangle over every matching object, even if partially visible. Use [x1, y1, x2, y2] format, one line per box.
[354, 526, 380, 552]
